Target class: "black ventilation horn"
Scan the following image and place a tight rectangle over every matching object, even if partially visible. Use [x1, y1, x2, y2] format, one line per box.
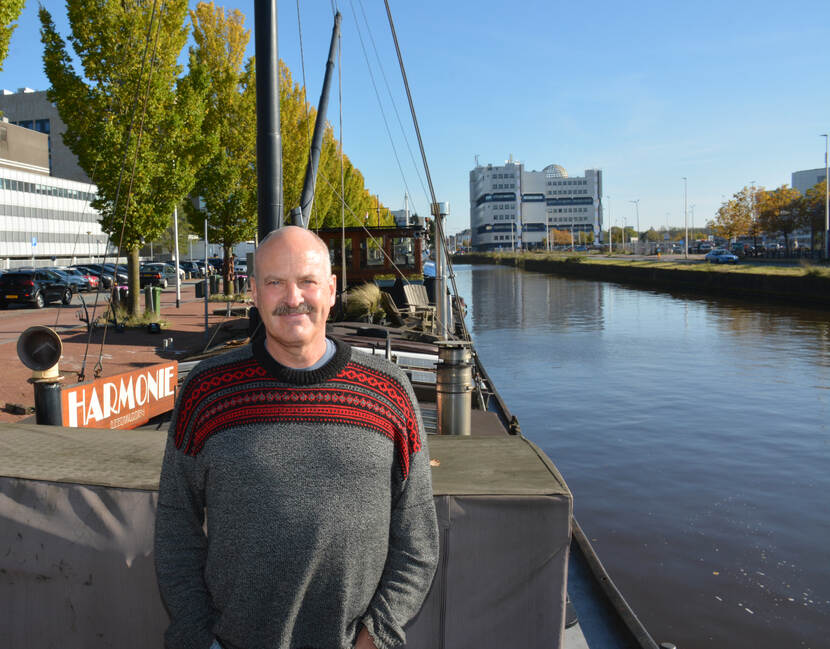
[17, 326, 63, 380]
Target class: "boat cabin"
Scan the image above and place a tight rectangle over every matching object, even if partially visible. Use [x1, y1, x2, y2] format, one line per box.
[317, 225, 425, 286]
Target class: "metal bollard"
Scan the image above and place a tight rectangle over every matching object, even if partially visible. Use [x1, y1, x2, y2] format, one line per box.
[435, 341, 473, 435]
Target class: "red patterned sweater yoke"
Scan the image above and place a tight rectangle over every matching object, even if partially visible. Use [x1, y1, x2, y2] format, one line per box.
[174, 355, 422, 479]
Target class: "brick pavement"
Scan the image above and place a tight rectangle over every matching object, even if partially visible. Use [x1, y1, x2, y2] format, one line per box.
[0, 281, 251, 423]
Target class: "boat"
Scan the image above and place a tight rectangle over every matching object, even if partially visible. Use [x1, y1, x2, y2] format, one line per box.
[0, 3, 666, 649]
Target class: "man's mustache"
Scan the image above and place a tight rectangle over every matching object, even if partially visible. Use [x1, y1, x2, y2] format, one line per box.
[273, 303, 313, 315]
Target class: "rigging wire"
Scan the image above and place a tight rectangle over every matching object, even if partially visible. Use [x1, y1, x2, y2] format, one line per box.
[74, 0, 163, 380]
[383, 0, 469, 342]
[92, 0, 167, 378]
[348, 0, 416, 219]
[355, 0, 429, 216]
[295, 0, 315, 228]
[338, 15, 346, 299]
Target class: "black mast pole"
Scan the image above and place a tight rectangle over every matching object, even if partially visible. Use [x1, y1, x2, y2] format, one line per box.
[255, 0, 283, 241]
[293, 11, 342, 228]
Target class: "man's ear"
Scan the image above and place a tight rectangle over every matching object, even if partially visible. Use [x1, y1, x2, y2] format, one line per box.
[329, 274, 337, 306]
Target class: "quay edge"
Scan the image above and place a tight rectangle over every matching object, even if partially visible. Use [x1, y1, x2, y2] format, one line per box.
[453, 252, 830, 308]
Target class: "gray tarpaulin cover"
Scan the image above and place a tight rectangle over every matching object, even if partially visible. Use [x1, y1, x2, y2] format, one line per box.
[0, 424, 572, 649]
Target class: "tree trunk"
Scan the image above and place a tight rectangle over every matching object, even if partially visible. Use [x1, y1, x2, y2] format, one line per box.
[128, 248, 141, 314]
[223, 244, 235, 296]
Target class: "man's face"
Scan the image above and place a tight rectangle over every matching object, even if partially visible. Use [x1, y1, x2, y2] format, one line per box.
[252, 230, 336, 356]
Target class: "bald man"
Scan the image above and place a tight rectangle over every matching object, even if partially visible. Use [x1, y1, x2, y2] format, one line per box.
[155, 227, 438, 649]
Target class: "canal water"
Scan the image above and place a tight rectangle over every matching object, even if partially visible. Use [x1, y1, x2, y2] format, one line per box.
[453, 263, 830, 649]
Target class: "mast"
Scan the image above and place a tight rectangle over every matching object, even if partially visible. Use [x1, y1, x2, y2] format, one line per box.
[293, 12, 342, 228]
[255, 0, 283, 241]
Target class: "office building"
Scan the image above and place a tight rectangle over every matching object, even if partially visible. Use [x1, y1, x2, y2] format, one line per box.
[469, 158, 603, 251]
[0, 88, 90, 184]
[792, 167, 827, 196]
[1, 119, 104, 265]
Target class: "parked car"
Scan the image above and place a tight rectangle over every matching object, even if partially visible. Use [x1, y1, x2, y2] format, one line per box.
[73, 265, 112, 289]
[46, 267, 87, 293]
[64, 266, 99, 290]
[179, 260, 202, 277]
[140, 262, 177, 288]
[704, 249, 739, 264]
[233, 259, 248, 275]
[84, 263, 128, 286]
[0, 269, 73, 308]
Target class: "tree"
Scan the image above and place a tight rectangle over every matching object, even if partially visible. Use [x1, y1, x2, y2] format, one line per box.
[712, 185, 759, 243]
[757, 185, 805, 254]
[805, 180, 827, 254]
[644, 228, 661, 242]
[40, 1, 209, 314]
[551, 229, 571, 246]
[186, 2, 256, 295]
[0, 0, 25, 76]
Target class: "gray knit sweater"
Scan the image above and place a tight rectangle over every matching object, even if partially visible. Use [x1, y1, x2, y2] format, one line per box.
[154, 338, 439, 649]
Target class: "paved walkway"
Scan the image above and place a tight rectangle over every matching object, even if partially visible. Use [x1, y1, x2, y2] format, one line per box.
[0, 281, 250, 423]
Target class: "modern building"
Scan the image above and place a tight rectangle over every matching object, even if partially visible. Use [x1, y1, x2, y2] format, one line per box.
[469, 158, 603, 251]
[0, 119, 105, 266]
[0, 88, 91, 184]
[792, 167, 827, 196]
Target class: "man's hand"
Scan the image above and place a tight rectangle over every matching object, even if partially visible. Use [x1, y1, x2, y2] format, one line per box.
[355, 626, 379, 649]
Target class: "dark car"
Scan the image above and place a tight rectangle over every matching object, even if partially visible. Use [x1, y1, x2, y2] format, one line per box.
[47, 268, 88, 293]
[86, 263, 128, 286]
[179, 260, 202, 277]
[73, 265, 112, 289]
[139, 262, 177, 288]
[0, 269, 73, 308]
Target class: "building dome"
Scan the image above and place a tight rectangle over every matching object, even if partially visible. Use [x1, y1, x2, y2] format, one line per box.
[543, 164, 568, 178]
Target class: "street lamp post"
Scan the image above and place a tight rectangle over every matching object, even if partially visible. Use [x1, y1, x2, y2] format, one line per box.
[607, 196, 612, 254]
[682, 177, 688, 259]
[689, 204, 696, 243]
[822, 135, 829, 259]
[629, 199, 639, 254]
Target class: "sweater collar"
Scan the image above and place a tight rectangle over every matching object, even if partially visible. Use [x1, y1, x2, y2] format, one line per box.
[252, 336, 351, 384]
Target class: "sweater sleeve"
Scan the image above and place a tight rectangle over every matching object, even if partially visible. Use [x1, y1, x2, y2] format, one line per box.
[361, 391, 439, 649]
[154, 429, 217, 649]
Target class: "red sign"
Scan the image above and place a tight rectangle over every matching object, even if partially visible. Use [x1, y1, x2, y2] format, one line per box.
[61, 361, 178, 429]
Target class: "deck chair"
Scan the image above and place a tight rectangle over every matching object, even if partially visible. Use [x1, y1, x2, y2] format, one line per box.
[402, 283, 435, 330]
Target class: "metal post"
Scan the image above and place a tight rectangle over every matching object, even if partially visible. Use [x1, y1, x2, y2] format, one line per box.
[823, 134, 829, 259]
[173, 205, 181, 308]
[435, 202, 449, 340]
[436, 341, 473, 436]
[682, 177, 688, 259]
[629, 199, 639, 254]
[204, 218, 209, 338]
[255, 0, 283, 241]
[608, 197, 612, 254]
[32, 381, 63, 426]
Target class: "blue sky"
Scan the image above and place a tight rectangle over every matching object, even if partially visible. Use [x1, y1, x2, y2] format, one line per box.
[3, 0, 830, 235]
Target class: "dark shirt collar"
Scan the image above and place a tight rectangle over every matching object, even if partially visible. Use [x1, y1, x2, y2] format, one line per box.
[252, 336, 351, 385]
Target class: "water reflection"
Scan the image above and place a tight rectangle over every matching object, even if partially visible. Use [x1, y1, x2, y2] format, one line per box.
[453, 263, 830, 649]
[470, 264, 605, 333]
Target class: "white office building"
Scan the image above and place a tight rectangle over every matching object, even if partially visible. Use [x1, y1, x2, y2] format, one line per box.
[469, 159, 603, 251]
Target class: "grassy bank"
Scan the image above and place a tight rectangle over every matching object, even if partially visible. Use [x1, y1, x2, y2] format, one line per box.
[452, 252, 830, 308]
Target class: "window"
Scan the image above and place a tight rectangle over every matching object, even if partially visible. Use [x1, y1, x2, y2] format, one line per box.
[393, 237, 414, 266]
[361, 238, 384, 267]
[330, 237, 353, 271]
